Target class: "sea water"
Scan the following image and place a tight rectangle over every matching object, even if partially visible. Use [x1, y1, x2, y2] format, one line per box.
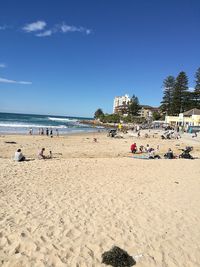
[0, 112, 102, 134]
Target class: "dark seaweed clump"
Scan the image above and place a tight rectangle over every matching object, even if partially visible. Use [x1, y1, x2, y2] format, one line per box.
[102, 246, 136, 267]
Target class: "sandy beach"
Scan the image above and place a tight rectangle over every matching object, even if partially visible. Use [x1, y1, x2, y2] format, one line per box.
[0, 131, 200, 267]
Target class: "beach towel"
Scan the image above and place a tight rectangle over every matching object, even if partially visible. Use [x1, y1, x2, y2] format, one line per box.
[132, 155, 150, 160]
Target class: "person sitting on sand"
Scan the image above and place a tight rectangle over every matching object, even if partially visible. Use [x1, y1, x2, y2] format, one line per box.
[38, 148, 53, 159]
[139, 145, 144, 153]
[164, 148, 174, 159]
[14, 149, 25, 162]
[131, 143, 137, 153]
[148, 148, 161, 159]
[145, 144, 150, 152]
[139, 145, 147, 153]
[49, 151, 52, 159]
[38, 148, 46, 159]
[146, 144, 155, 153]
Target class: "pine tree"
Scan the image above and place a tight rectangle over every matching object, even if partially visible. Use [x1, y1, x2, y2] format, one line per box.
[128, 95, 140, 116]
[94, 108, 104, 119]
[194, 67, 200, 108]
[172, 72, 189, 115]
[184, 91, 194, 111]
[160, 76, 175, 115]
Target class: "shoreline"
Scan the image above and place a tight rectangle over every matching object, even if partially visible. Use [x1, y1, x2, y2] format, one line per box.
[0, 130, 106, 138]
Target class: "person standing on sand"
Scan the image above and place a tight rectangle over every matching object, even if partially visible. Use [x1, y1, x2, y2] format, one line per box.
[46, 128, 49, 136]
[41, 128, 44, 135]
[50, 129, 53, 138]
[118, 123, 122, 131]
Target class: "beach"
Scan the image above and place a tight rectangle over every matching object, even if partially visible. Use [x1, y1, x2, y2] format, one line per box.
[0, 131, 200, 267]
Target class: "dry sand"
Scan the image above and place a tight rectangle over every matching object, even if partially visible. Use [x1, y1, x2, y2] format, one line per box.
[0, 131, 200, 267]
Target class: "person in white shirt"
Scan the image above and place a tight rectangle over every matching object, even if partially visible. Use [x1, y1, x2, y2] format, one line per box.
[14, 149, 25, 162]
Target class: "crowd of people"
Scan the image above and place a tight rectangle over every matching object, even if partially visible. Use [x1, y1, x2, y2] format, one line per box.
[130, 142, 194, 159]
[29, 128, 59, 137]
[130, 143, 161, 159]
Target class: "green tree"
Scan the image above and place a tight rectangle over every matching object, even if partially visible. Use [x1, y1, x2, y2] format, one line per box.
[160, 76, 175, 115]
[184, 91, 194, 111]
[128, 95, 140, 116]
[152, 111, 161, 121]
[172, 72, 189, 115]
[100, 113, 120, 123]
[194, 67, 200, 108]
[94, 108, 104, 119]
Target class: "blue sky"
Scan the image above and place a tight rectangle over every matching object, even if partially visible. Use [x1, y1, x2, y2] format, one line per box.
[0, 0, 200, 117]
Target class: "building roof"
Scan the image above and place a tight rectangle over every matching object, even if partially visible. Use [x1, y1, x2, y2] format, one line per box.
[183, 108, 200, 116]
[140, 105, 159, 110]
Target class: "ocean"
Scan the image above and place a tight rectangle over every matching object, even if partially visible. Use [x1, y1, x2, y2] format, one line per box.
[0, 112, 103, 134]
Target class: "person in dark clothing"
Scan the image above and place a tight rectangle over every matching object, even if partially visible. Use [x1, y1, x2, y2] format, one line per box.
[164, 148, 174, 159]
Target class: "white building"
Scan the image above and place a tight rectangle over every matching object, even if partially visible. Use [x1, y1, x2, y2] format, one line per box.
[113, 94, 130, 114]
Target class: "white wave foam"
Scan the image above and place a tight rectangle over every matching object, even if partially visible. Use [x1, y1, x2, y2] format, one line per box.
[0, 123, 67, 129]
[48, 117, 78, 122]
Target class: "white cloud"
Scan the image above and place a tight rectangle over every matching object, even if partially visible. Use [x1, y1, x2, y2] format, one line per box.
[61, 24, 77, 33]
[35, 23, 92, 37]
[0, 25, 8, 30]
[23, 21, 46, 32]
[85, 29, 92, 35]
[0, 77, 32, 85]
[1, 20, 92, 37]
[0, 63, 6, 68]
[60, 23, 91, 35]
[35, 30, 52, 37]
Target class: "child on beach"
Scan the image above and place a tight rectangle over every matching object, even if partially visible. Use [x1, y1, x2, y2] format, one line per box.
[38, 148, 52, 159]
[38, 148, 46, 159]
